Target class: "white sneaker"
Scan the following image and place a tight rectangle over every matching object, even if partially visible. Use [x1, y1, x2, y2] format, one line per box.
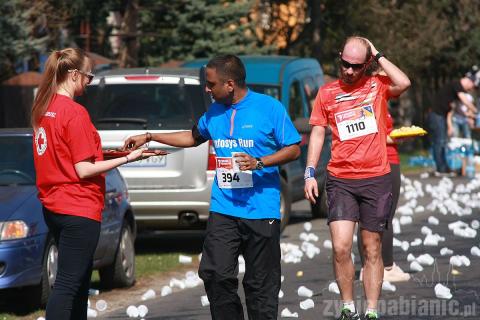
[383, 263, 411, 282]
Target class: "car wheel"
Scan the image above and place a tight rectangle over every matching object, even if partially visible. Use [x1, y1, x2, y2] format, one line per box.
[280, 177, 292, 232]
[99, 222, 135, 288]
[311, 188, 328, 218]
[32, 236, 57, 307]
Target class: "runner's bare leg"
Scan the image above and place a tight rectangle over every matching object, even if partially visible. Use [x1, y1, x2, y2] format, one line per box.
[360, 228, 383, 309]
[330, 221, 356, 302]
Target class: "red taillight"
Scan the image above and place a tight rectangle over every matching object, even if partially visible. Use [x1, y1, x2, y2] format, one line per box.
[207, 140, 216, 170]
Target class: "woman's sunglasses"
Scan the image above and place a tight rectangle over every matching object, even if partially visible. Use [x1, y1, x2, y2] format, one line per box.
[339, 58, 367, 71]
[68, 69, 95, 84]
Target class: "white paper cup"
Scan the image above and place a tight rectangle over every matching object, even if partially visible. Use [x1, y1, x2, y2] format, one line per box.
[126, 305, 139, 318]
[160, 285, 172, 297]
[141, 288, 156, 301]
[299, 298, 315, 310]
[138, 305, 148, 318]
[201, 295, 210, 307]
[297, 285, 313, 297]
[95, 299, 107, 312]
[179, 255, 193, 264]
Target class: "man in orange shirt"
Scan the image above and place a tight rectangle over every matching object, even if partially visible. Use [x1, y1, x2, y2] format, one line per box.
[304, 37, 410, 320]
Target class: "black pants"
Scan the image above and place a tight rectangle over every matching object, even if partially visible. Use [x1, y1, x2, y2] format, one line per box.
[198, 212, 281, 320]
[43, 207, 100, 320]
[358, 163, 401, 267]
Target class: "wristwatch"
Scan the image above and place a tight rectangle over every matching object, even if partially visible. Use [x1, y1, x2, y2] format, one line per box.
[255, 157, 265, 170]
[374, 52, 385, 62]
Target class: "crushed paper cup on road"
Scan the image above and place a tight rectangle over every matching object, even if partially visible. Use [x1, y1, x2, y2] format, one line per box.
[323, 239, 332, 249]
[459, 255, 471, 267]
[435, 283, 452, 299]
[299, 298, 315, 310]
[453, 227, 477, 238]
[297, 285, 313, 297]
[280, 308, 299, 318]
[160, 285, 172, 297]
[138, 305, 148, 318]
[328, 281, 340, 294]
[382, 281, 396, 292]
[471, 220, 480, 229]
[169, 278, 186, 289]
[95, 299, 107, 312]
[304, 222, 312, 232]
[126, 305, 139, 318]
[281, 275, 285, 282]
[440, 247, 453, 256]
[428, 216, 440, 225]
[279, 289, 284, 298]
[449, 256, 463, 267]
[407, 253, 416, 262]
[421, 226, 433, 235]
[410, 261, 423, 272]
[392, 218, 401, 234]
[416, 254, 434, 266]
[141, 289, 156, 300]
[448, 220, 469, 230]
[179, 254, 193, 264]
[410, 238, 422, 246]
[87, 308, 98, 318]
[401, 241, 410, 252]
[399, 216, 413, 225]
[296, 270, 304, 277]
[201, 295, 210, 307]
[471, 246, 480, 257]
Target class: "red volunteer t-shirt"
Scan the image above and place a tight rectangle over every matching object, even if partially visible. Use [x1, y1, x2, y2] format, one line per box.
[386, 112, 400, 165]
[33, 94, 105, 221]
[310, 75, 393, 179]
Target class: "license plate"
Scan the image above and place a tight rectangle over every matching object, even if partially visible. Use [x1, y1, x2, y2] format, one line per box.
[123, 155, 167, 167]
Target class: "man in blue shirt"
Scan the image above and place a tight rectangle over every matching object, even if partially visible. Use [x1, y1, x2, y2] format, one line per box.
[123, 54, 301, 320]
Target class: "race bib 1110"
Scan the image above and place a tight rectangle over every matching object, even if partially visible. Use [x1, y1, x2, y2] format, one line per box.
[335, 105, 378, 141]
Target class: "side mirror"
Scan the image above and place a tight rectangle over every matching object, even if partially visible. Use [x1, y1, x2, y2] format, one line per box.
[293, 118, 311, 134]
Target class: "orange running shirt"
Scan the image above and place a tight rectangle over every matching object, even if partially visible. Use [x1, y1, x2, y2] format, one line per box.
[310, 75, 394, 179]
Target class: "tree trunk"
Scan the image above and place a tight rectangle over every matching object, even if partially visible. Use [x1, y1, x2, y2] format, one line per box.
[119, 0, 139, 68]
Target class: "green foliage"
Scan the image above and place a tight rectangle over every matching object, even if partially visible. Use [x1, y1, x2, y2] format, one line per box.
[139, 0, 274, 66]
[0, 0, 48, 81]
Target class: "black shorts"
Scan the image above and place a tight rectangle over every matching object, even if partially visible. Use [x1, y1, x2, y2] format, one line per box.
[326, 172, 392, 232]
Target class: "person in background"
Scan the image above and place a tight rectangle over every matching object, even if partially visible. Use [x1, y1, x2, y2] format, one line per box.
[447, 92, 475, 139]
[31, 48, 147, 319]
[428, 73, 477, 175]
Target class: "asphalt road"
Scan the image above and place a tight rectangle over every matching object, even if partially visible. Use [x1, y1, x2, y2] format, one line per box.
[100, 174, 480, 320]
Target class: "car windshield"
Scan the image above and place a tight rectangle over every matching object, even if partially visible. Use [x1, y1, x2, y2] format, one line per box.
[78, 83, 207, 130]
[249, 85, 281, 100]
[0, 136, 36, 186]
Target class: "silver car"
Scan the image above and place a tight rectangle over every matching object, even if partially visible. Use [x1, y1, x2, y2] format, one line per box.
[79, 68, 215, 231]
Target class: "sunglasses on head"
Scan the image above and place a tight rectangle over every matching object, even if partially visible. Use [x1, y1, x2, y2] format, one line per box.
[339, 58, 367, 71]
[68, 69, 95, 84]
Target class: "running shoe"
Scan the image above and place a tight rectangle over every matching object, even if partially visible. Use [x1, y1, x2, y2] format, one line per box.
[337, 307, 360, 320]
[364, 312, 379, 319]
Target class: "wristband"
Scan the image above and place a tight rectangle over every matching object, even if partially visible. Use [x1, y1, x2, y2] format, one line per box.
[374, 52, 385, 62]
[146, 132, 152, 143]
[304, 166, 315, 180]
[125, 156, 129, 164]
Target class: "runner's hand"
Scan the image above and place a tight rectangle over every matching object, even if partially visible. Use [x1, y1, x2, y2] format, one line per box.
[234, 153, 256, 171]
[123, 134, 148, 151]
[304, 178, 319, 204]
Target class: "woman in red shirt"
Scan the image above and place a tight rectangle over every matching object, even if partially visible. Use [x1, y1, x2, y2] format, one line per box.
[31, 48, 146, 319]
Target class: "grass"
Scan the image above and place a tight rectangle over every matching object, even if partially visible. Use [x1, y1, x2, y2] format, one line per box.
[0, 253, 188, 320]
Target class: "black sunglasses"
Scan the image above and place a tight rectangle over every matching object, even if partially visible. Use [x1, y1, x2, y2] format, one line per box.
[339, 58, 367, 71]
[68, 69, 95, 84]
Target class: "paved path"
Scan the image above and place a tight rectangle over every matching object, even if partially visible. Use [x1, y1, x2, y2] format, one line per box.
[100, 174, 480, 319]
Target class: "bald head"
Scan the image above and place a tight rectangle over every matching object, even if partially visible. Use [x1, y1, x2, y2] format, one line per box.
[341, 37, 372, 64]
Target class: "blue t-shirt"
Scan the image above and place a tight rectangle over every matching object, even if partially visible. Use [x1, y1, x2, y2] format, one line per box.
[197, 90, 301, 219]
